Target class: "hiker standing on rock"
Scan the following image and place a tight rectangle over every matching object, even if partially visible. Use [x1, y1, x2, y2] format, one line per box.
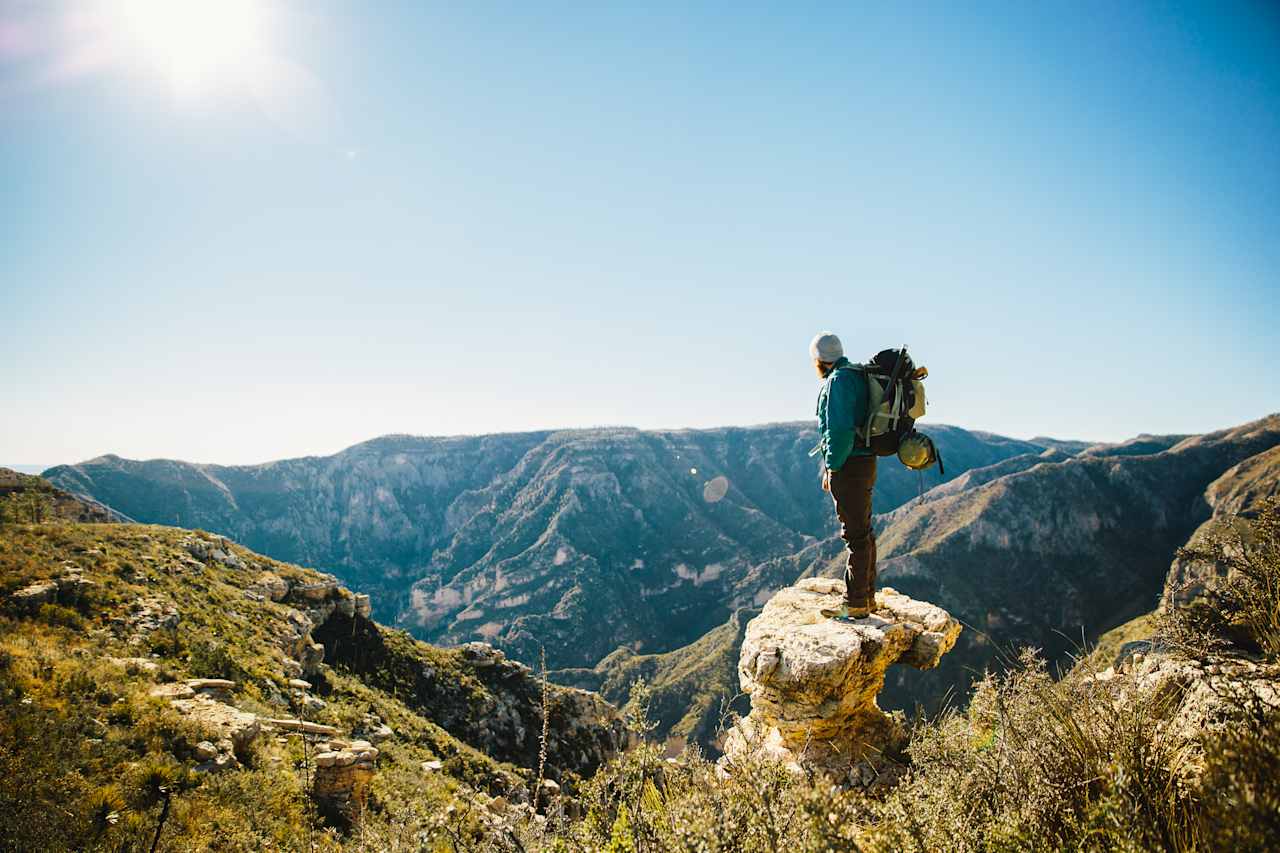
[811, 331, 878, 619]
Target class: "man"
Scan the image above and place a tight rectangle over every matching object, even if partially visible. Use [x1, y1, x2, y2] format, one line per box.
[810, 331, 878, 619]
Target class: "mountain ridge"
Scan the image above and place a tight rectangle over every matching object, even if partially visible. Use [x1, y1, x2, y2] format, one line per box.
[43, 421, 1050, 670]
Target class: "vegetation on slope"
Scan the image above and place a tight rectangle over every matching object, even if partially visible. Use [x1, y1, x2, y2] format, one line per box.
[0, 519, 618, 851]
[553, 606, 757, 754]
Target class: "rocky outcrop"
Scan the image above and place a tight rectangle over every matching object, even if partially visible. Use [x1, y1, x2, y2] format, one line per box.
[723, 578, 960, 777]
[1086, 648, 1280, 783]
[1162, 444, 1280, 606]
[312, 738, 380, 822]
[8, 580, 58, 613]
[169, 694, 261, 765]
[313, 609, 626, 781]
[7, 563, 99, 614]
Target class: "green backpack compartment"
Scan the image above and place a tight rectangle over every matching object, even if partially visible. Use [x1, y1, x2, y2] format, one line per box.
[856, 346, 929, 456]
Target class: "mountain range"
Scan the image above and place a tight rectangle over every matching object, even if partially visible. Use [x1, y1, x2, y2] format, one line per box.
[42, 415, 1280, 749]
[42, 423, 1042, 668]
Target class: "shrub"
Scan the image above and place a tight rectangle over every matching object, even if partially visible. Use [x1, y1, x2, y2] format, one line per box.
[1196, 689, 1280, 852]
[1160, 497, 1280, 659]
[186, 637, 247, 682]
[867, 649, 1201, 852]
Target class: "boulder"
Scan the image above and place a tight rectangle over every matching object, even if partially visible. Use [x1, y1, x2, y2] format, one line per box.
[107, 656, 160, 675]
[55, 567, 97, 603]
[292, 580, 339, 601]
[460, 642, 504, 668]
[185, 537, 245, 570]
[722, 578, 961, 776]
[353, 594, 372, 618]
[169, 695, 260, 757]
[10, 581, 58, 613]
[300, 641, 325, 676]
[187, 679, 236, 702]
[126, 597, 180, 635]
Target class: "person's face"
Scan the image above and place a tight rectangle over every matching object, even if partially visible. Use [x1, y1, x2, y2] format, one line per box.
[815, 359, 831, 378]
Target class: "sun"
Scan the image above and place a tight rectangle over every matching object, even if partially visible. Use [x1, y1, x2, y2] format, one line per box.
[109, 0, 269, 97]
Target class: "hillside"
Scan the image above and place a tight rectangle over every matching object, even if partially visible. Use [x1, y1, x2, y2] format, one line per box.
[1164, 443, 1280, 606]
[585, 415, 1280, 750]
[848, 414, 1280, 711]
[43, 423, 1048, 669]
[0, 518, 622, 849]
[0, 466, 125, 524]
[553, 606, 758, 754]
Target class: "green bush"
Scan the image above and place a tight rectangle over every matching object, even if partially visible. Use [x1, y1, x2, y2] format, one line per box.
[36, 602, 84, 631]
[186, 637, 248, 682]
[1160, 497, 1280, 659]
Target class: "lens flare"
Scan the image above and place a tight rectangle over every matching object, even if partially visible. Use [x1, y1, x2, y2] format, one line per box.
[113, 0, 267, 97]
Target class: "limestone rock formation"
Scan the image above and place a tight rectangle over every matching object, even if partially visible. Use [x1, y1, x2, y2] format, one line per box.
[169, 694, 261, 760]
[312, 738, 379, 822]
[723, 578, 960, 775]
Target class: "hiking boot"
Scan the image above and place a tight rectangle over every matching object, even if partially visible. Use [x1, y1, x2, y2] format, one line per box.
[821, 602, 871, 620]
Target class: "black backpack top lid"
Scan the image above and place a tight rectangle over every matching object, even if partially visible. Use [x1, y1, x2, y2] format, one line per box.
[869, 348, 914, 377]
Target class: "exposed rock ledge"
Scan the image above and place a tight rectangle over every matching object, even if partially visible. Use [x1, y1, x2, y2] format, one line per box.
[723, 578, 961, 776]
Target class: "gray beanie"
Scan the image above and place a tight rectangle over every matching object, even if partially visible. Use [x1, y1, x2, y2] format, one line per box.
[809, 331, 843, 363]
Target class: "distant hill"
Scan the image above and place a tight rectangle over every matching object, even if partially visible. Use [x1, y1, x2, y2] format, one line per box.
[577, 415, 1280, 751]
[42, 423, 1048, 670]
[553, 606, 758, 754]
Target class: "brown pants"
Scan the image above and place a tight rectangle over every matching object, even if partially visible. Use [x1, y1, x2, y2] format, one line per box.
[829, 455, 877, 608]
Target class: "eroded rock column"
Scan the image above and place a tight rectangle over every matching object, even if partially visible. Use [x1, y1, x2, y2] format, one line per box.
[723, 577, 961, 775]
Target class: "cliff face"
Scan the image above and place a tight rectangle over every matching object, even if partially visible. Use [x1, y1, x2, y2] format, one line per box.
[43, 423, 1044, 669]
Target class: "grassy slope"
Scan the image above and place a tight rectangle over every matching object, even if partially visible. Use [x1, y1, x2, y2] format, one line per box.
[0, 519, 611, 850]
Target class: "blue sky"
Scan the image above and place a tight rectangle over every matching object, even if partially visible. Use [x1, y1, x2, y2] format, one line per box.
[2, 1, 1277, 465]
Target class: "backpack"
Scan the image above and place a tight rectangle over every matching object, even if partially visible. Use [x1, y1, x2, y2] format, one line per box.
[856, 346, 929, 456]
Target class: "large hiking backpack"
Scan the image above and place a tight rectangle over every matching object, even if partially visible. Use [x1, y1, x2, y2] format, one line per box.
[857, 346, 928, 456]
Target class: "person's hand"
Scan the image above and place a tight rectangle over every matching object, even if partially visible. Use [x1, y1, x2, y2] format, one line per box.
[822, 469, 832, 492]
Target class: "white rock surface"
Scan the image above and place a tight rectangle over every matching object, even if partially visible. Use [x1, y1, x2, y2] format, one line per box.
[724, 578, 961, 774]
[169, 695, 261, 756]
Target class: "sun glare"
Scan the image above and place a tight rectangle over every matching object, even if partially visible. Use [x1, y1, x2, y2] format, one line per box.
[111, 0, 267, 96]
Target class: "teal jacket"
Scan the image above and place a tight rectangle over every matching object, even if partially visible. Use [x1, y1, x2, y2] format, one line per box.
[815, 357, 872, 471]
